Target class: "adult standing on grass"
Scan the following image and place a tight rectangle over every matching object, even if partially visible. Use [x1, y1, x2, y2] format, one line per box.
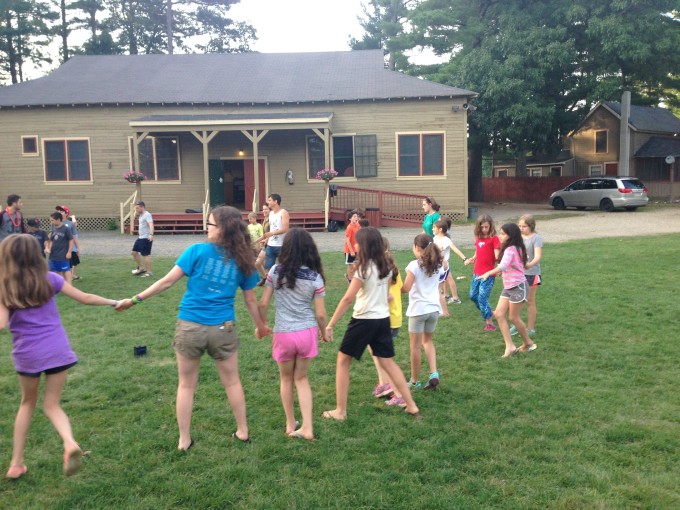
[260, 193, 289, 274]
[116, 206, 270, 449]
[130, 201, 154, 278]
[477, 223, 537, 358]
[323, 227, 420, 421]
[421, 197, 441, 237]
[257, 228, 328, 441]
[0, 194, 26, 242]
[0, 234, 120, 480]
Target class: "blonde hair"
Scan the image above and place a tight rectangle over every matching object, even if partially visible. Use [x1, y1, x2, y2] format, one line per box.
[0, 234, 53, 309]
[519, 214, 536, 232]
[248, 211, 258, 220]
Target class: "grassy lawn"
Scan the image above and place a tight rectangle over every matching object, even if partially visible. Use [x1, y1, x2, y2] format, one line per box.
[1, 235, 679, 509]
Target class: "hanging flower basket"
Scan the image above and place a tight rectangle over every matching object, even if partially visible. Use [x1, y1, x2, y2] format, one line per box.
[123, 171, 146, 183]
[315, 168, 338, 181]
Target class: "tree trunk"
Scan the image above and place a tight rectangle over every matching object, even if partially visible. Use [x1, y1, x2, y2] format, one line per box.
[61, 0, 69, 61]
[467, 124, 484, 202]
[166, 0, 173, 54]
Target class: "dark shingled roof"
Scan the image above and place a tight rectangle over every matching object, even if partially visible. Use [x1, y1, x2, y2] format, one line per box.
[604, 101, 680, 134]
[635, 136, 680, 158]
[0, 50, 475, 107]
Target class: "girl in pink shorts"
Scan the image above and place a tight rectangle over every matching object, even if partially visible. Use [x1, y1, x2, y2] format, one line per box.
[258, 228, 328, 441]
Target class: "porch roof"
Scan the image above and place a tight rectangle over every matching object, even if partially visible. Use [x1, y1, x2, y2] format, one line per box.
[129, 112, 333, 131]
[635, 136, 680, 158]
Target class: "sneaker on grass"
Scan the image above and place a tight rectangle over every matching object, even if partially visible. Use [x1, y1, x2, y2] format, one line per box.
[131, 268, 146, 275]
[385, 396, 406, 407]
[373, 383, 393, 398]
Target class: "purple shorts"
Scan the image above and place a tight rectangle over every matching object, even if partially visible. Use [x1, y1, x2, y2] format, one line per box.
[272, 326, 319, 363]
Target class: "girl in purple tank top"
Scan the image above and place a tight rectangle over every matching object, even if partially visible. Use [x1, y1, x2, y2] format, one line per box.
[0, 234, 119, 480]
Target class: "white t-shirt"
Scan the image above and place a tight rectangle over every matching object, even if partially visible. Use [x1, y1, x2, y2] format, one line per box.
[352, 262, 390, 319]
[434, 235, 453, 277]
[405, 259, 442, 317]
[268, 209, 286, 247]
[138, 211, 153, 239]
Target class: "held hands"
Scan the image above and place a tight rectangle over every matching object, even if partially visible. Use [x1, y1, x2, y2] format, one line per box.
[115, 299, 135, 311]
[324, 326, 334, 343]
[254, 325, 272, 339]
[464, 258, 473, 266]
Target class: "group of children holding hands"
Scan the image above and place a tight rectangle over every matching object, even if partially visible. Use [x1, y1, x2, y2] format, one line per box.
[0, 203, 542, 480]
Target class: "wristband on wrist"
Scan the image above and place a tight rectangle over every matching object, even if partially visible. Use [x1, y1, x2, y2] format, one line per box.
[131, 295, 143, 305]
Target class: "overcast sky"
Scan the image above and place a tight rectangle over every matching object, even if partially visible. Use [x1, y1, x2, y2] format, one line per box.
[229, 0, 366, 53]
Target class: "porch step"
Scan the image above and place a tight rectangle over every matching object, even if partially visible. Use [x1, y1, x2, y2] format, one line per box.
[133, 211, 327, 235]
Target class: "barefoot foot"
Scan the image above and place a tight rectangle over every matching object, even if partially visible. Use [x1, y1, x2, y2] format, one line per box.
[321, 410, 346, 421]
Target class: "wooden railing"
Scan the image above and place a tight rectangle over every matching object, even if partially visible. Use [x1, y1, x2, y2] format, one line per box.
[119, 189, 139, 235]
[330, 186, 427, 227]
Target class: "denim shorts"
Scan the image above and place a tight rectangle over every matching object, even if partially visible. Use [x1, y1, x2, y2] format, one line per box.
[265, 245, 282, 270]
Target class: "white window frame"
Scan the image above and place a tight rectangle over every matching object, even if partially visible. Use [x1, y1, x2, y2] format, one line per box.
[589, 164, 603, 176]
[549, 166, 562, 177]
[497, 169, 509, 177]
[21, 135, 39, 157]
[395, 131, 446, 179]
[128, 136, 182, 182]
[305, 134, 358, 183]
[595, 130, 608, 154]
[42, 137, 93, 185]
[530, 168, 542, 177]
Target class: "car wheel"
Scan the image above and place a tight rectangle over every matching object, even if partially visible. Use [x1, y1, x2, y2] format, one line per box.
[552, 198, 566, 210]
[600, 198, 614, 212]
[576, 206, 586, 210]
[625, 206, 637, 211]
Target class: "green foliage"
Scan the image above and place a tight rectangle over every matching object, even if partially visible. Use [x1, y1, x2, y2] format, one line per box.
[410, 0, 680, 157]
[2, 235, 680, 508]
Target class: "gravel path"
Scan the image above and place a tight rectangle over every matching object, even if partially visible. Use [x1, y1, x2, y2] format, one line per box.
[78, 203, 680, 257]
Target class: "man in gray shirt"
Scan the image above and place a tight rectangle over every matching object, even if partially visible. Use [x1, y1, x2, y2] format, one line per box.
[131, 201, 154, 277]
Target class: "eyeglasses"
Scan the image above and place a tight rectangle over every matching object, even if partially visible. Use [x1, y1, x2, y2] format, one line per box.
[206, 221, 217, 227]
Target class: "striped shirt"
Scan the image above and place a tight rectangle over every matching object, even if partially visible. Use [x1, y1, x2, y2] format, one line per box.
[498, 246, 526, 289]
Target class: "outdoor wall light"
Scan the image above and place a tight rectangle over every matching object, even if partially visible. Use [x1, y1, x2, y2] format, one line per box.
[238, 148, 244, 156]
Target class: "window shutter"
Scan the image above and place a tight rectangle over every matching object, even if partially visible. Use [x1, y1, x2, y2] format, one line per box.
[354, 135, 377, 178]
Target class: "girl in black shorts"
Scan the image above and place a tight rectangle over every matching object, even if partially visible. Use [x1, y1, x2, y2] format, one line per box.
[323, 227, 420, 420]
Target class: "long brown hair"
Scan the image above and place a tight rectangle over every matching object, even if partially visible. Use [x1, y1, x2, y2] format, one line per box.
[355, 227, 390, 280]
[0, 234, 53, 309]
[498, 223, 527, 266]
[276, 228, 325, 289]
[211, 206, 256, 275]
[383, 236, 399, 284]
[474, 213, 496, 239]
[413, 233, 441, 277]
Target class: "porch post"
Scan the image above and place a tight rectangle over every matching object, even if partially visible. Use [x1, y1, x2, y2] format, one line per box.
[190, 130, 219, 228]
[313, 128, 331, 230]
[132, 131, 149, 201]
[242, 129, 269, 212]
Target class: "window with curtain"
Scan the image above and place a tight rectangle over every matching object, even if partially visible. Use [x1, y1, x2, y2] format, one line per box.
[307, 135, 377, 179]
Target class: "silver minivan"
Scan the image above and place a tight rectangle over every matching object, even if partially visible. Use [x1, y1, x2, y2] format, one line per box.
[548, 176, 649, 212]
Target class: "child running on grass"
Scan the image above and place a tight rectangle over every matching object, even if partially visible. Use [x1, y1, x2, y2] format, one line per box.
[343, 210, 361, 284]
[402, 234, 443, 391]
[0, 234, 120, 480]
[464, 214, 501, 331]
[257, 228, 328, 441]
[510, 214, 543, 338]
[323, 227, 419, 420]
[433, 218, 467, 315]
[477, 223, 537, 358]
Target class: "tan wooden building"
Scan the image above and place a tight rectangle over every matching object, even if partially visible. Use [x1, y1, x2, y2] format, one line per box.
[0, 50, 476, 229]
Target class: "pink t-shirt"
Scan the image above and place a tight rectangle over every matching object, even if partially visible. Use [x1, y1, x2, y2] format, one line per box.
[473, 236, 501, 274]
[498, 246, 526, 289]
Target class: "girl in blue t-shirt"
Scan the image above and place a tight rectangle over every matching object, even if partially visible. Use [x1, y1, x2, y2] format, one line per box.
[117, 206, 270, 448]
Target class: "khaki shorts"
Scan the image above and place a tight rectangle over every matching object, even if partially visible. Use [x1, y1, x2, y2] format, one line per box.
[173, 319, 240, 360]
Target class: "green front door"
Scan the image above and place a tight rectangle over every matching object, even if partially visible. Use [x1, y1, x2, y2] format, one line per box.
[209, 159, 224, 207]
